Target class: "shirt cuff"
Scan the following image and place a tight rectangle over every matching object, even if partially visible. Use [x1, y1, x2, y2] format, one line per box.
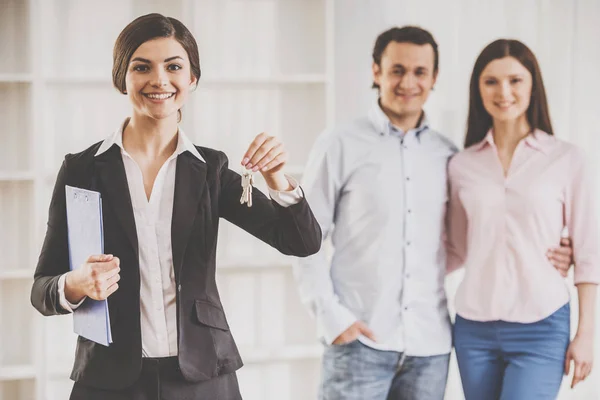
[317, 301, 357, 345]
[573, 261, 600, 285]
[267, 175, 303, 207]
[58, 273, 86, 312]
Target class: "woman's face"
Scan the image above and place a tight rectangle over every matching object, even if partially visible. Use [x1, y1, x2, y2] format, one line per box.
[479, 56, 532, 125]
[125, 37, 196, 121]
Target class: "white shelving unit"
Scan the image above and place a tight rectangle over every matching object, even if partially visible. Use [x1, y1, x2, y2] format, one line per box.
[0, 0, 334, 399]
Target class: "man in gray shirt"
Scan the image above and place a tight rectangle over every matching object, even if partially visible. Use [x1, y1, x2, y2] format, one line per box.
[294, 26, 573, 400]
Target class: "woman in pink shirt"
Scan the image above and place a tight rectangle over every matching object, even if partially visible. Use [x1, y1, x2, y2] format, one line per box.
[447, 39, 598, 399]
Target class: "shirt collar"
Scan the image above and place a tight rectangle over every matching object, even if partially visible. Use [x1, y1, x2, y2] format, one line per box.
[472, 129, 495, 151]
[524, 129, 553, 154]
[95, 118, 205, 162]
[368, 99, 429, 139]
[473, 128, 553, 154]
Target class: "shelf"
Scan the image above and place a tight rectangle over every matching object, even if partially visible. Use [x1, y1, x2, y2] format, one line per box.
[240, 344, 322, 364]
[43, 166, 303, 186]
[193, 0, 325, 78]
[46, 345, 323, 377]
[0, 270, 33, 280]
[0, 172, 35, 182]
[0, 83, 32, 172]
[0, 281, 36, 372]
[0, 365, 36, 381]
[0, 74, 33, 83]
[2, 1, 332, 399]
[44, 74, 328, 86]
[0, 377, 36, 399]
[218, 262, 292, 273]
[44, 346, 323, 377]
[43, 84, 131, 173]
[44, 76, 113, 85]
[46, 368, 71, 380]
[201, 75, 328, 86]
[0, 183, 34, 277]
[0, 0, 30, 75]
[187, 84, 325, 169]
[39, 1, 131, 79]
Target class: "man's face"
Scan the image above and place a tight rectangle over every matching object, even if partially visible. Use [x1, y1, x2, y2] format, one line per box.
[372, 42, 437, 123]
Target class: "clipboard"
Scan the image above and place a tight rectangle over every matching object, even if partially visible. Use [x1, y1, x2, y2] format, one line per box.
[65, 185, 113, 346]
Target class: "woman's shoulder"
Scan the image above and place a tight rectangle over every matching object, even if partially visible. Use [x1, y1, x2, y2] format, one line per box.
[64, 140, 105, 164]
[194, 145, 228, 167]
[533, 130, 586, 161]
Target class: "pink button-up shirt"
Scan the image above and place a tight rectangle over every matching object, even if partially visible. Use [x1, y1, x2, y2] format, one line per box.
[447, 129, 600, 323]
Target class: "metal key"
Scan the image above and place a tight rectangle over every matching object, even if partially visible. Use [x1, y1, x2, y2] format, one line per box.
[240, 170, 254, 207]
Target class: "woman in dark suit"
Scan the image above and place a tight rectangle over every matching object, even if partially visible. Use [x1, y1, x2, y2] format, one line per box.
[30, 13, 321, 400]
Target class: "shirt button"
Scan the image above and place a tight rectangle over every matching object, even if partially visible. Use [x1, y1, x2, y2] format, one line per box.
[406, 273, 411, 279]
[406, 177, 410, 181]
[404, 306, 409, 311]
[407, 209, 412, 214]
[407, 241, 411, 246]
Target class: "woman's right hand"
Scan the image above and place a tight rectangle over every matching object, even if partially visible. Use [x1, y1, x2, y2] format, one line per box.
[64, 254, 120, 303]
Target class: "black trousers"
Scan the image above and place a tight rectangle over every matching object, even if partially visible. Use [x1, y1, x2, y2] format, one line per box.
[69, 357, 242, 400]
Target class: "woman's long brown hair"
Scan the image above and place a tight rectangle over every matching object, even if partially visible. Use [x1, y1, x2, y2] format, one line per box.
[464, 39, 553, 148]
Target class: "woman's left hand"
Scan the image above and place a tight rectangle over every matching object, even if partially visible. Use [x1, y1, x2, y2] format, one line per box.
[241, 133, 291, 190]
[565, 333, 594, 388]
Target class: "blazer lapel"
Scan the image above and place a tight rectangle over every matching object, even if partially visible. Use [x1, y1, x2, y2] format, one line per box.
[172, 152, 207, 282]
[95, 145, 139, 258]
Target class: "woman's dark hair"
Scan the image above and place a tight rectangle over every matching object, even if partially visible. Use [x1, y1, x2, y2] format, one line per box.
[112, 13, 201, 121]
[372, 26, 439, 90]
[464, 39, 553, 148]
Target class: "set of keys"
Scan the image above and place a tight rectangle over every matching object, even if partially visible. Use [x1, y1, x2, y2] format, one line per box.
[240, 169, 254, 207]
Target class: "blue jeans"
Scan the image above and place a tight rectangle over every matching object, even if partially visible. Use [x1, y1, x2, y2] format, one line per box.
[454, 303, 570, 400]
[319, 340, 450, 400]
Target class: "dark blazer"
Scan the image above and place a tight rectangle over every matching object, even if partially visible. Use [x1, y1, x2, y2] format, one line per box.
[31, 141, 322, 391]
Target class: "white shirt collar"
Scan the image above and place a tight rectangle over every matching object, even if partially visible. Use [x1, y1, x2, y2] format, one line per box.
[368, 99, 430, 138]
[95, 118, 205, 162]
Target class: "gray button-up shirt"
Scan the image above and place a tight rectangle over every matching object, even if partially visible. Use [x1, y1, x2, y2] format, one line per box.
[295, 101, 457, 356]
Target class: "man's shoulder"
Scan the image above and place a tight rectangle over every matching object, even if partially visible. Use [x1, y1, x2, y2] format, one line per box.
[325, 115, 380, 142]
[306, 116, 381, 174]
[422, 129, 459, 155]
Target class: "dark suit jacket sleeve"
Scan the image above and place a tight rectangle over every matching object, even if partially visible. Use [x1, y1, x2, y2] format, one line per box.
[31, 158, 71, 316]
[217, 152, 322, 257]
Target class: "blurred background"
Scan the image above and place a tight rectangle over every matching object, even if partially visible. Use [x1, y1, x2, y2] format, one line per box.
[0, 0, 598, 399]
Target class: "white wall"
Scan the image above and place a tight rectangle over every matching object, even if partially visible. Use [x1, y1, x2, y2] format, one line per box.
[333, 1, 600, 399]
